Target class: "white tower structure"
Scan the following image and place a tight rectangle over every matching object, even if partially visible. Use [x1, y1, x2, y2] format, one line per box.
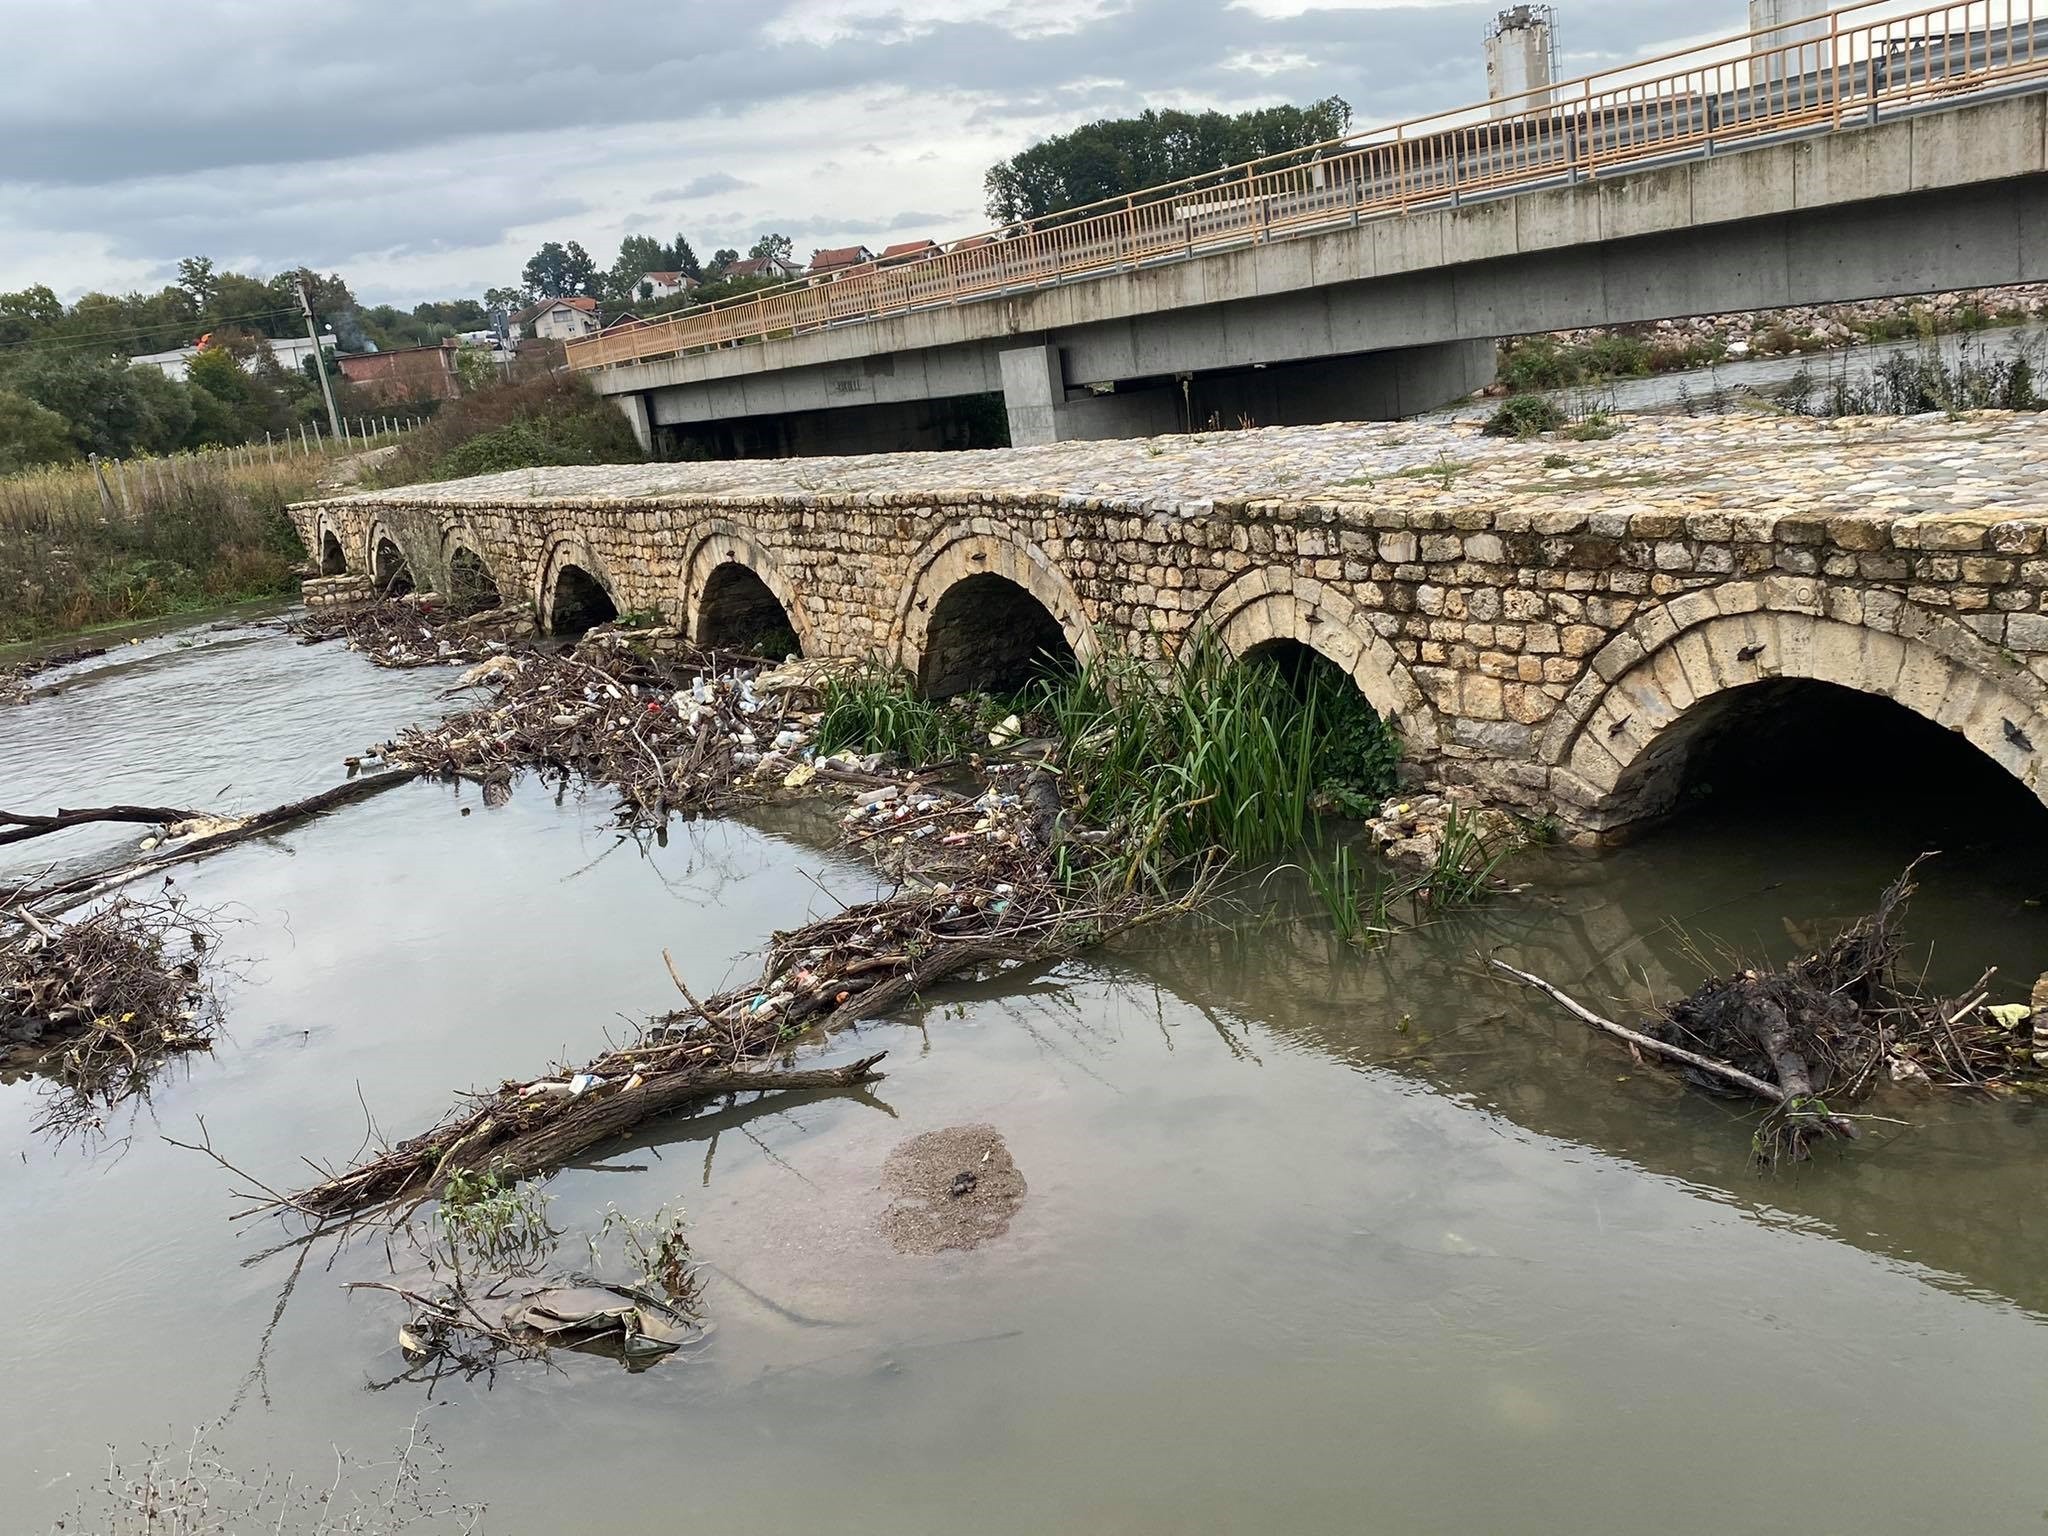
[1485, 6, 1559, 119]
[1751, 0, 1833, 84]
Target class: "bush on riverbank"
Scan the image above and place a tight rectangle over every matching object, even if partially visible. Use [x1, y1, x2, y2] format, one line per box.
[0, 462, 310, 641]
[362, 373, 644, 488]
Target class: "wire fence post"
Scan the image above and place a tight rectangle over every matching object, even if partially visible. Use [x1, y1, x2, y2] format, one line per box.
[87, 453, 117, 517]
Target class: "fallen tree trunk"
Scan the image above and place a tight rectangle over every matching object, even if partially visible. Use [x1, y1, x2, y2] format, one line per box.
[0, 804, 208, 847]
[475, 1054, 887, 1186]
[291, 1054, 887, 1217]
[17, 771, 423, 918]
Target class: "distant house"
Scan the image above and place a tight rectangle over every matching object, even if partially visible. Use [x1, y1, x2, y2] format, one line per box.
[635, 271, 698, 301]
[601, 311, 645, 332]
[877, 239, 942, 266]
[336, 339, 463, 403]
[721, 254, 801, 283]
[807, 245, 875, 279]
[515, 295, 601, 341]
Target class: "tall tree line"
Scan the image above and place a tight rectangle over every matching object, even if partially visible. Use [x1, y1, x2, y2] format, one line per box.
[984, 97, 1353, 223]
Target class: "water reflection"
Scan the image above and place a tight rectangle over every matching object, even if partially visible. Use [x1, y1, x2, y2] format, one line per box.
[1125, 796, 2048, 1318]
[8, 613, 2048, 1536]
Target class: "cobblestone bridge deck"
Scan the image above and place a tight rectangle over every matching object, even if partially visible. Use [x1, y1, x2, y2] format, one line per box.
[294, 412, 2048, 837]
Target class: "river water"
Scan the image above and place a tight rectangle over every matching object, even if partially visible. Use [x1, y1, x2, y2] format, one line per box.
[5, 614, 2048, 1534]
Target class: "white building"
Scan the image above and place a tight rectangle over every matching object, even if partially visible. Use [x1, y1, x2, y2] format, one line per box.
[128, 329, 340, 381]
[516, 296, 601, 341]
[635, 271, 699, 301]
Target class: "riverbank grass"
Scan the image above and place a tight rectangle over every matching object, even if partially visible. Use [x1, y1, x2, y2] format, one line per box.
[0, 455, 319, 641]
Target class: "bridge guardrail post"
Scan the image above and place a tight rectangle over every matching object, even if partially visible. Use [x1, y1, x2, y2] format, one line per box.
[1830, 11, 1843, 129]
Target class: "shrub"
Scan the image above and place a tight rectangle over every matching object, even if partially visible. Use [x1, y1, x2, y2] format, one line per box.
[1580, 333, 1652, 379]
[1483, 395, 1565, 438]
[1497, 337, 1580, 393]
[363, 374, 644, 488]
[1562, 411, 1621, 441]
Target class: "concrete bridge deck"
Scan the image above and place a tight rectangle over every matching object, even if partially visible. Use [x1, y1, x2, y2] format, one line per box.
[293, 411, 2048, 836]
[574, 0, 2048, 453]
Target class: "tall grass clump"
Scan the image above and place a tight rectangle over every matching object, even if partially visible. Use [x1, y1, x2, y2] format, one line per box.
[1308, 807, 1523, 948]
[1035, 638, 1400, 869]
[1783, 336, 2043, 418]
[0, 452, 318, 641]
[815, 663, 983, 766]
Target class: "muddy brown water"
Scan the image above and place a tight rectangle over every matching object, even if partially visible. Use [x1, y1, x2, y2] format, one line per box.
[6, 614, 2048, 1534]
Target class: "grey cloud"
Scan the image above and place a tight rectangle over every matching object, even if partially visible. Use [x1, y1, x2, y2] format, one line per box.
[660, 173, 759, 198]
[0, 0, 1719, 299]
[774, 209, 960, 238]
[3, 0, 1714, 189]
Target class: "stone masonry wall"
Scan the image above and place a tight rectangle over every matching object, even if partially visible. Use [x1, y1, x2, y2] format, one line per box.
[292, 414, 2048, 839]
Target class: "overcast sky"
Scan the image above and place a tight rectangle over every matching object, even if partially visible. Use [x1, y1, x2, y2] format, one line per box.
[2, 0, 1808, 306]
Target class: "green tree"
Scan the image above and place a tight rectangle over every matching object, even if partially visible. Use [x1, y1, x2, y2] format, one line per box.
[413, 298, 488, 331]
[748, 233, 793, 262]
[0, 387, 79, 471]
[177, 256, 218, 309]
[562, 241, 598, 297]
[666, 237, 702, 281]
[983, 96, 1352, 222]
[206, 270, 284, 336]
[0, 285, 63, 348]
[127, 364, 197, 453]
[607, 234, 667, 302]
[523, 241, 574, 298]
[707, 248, 739, 276]
[2, 351, 152, 456]
[186, 345, 281, 443]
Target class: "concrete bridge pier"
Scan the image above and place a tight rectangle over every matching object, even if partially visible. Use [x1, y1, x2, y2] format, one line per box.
[613, 392, 654, 455]
[998, 337, 1497, 447]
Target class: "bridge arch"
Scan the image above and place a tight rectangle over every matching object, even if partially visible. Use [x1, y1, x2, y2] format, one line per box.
[1542, 583, 2048, 830]
[680, 523, 811, 656]
[440, 525, 502, 614]
[315, 513, 347, 576]
[892, 525, 1097, 697]
[365, 518, 416, 596]
[536, 534, 619, 636]
[1193, 567, 1439, 751]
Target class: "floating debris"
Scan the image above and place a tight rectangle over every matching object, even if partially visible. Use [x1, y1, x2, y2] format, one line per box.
[289, 598, 532, 670]
[1494, 861, 2045, 1162]
[1, 893, 220, 1135]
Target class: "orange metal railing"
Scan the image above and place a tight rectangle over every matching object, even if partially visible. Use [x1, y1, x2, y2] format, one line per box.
[568, 0, 2048, 374]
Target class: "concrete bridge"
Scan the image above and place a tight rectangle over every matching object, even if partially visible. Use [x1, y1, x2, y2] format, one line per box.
[293, 411, 2048, 839]
[567, 1, 2048, 456]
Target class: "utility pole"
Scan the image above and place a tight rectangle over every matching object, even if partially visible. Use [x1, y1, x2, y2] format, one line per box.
[296, 278, 344, 440]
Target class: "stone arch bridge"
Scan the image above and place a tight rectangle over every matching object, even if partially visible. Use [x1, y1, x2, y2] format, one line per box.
[293, 413, 2048, 839]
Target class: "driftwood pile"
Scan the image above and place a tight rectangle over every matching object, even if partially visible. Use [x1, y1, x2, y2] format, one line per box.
[281, 766, 1188, 1221]
[1, 894, 218, 1132]
[1, 642, 108, 705]
[1496, 862, 2041, 1161]
[363, 632, 888, 826]
[289, 600, 531, 670]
